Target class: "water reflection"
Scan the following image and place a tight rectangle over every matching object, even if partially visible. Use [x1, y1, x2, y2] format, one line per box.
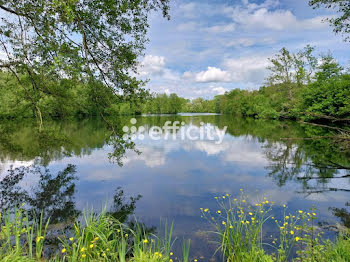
[0, 115, 349, 260]
[0, 164, 80, 224]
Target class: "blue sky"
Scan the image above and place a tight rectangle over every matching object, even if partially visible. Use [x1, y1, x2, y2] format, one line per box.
[138, 0, 349, 99]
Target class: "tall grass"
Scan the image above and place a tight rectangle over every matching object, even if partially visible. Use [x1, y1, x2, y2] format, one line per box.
[0, 196, 349, 262]
[0, 205, 185, 262]
[201, 191, 350, 262]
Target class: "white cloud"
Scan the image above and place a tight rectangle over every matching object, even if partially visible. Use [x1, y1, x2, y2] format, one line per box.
[203, 23, 235, 33]
[223, 55, 271, 83]
[176, 22, 198, 32]
[183, 66, 232, 83]
[226, 37, 276, 48]
[182, 54, 271, 85]
[139, 55, 166, 76]
[229, 4, 329, 31]
[212, 86, 228, 95]
[192, 85, 229, 96]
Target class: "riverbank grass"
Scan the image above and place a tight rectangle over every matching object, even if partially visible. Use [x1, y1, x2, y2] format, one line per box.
[201, 191, 350, 261]
[1, 195, 350, 261]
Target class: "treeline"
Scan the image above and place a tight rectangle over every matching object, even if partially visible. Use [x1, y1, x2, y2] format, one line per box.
[143, 46, 349, 122]
[213, 47, 350, 121]
[140, 95, 215, 114]
[1, 46, 349, 122]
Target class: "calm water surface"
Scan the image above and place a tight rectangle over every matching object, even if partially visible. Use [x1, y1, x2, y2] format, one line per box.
[0, 114, 349, 261]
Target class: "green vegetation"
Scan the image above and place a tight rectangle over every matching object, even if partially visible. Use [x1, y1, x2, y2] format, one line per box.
[0, 0, 169, 127]
[0, 205, 180, 262]
[202, 193, 350, 262]
[1, 194, 350, 261]
[138, 46, 350, 128]
[309, 0, 350, 42]
[1, 45, 349, 125]
[197, 47, 349, 123]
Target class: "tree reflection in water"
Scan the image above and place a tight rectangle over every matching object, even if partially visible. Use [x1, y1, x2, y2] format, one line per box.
[0, 164, 149, 249]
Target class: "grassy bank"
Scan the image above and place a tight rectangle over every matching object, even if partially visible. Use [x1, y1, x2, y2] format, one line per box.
[1, 194, 349, 262]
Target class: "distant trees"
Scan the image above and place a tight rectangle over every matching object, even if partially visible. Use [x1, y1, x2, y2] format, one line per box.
[213, 46, 350, 121]
[142, 93, 187, 114]
[1, 44, 348, 123]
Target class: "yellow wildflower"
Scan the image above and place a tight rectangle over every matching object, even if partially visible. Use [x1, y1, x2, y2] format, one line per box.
[217, 210, 221, 214]
[144, 239, 148, 244]
[285, 216, 289, 220]
[69, 237, 73, 242]
[204, 208, 209, 212]
[222, 221, 226, 225]
[89, 244, 94, 248]
[36, 236, 44, 243]
[290, 230, 294, 235]
[170, 252, 173, 256]
[61, 248, 66, 254]
[80, 247, 85, 252]
[298, 210, 303, 214]
[249, 212, 253, 216]
[82, 254, 86, 258]
[295, 237, 301, 242]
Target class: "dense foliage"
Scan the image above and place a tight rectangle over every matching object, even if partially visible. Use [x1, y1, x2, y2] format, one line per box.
[212, 49, 350, 121]
[1, 46, 349, 123]
[153, 47, 348, 123]
[0, 0, 169, 125]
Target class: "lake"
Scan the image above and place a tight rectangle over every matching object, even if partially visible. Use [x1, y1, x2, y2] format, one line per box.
[0, 114, 349, 261]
